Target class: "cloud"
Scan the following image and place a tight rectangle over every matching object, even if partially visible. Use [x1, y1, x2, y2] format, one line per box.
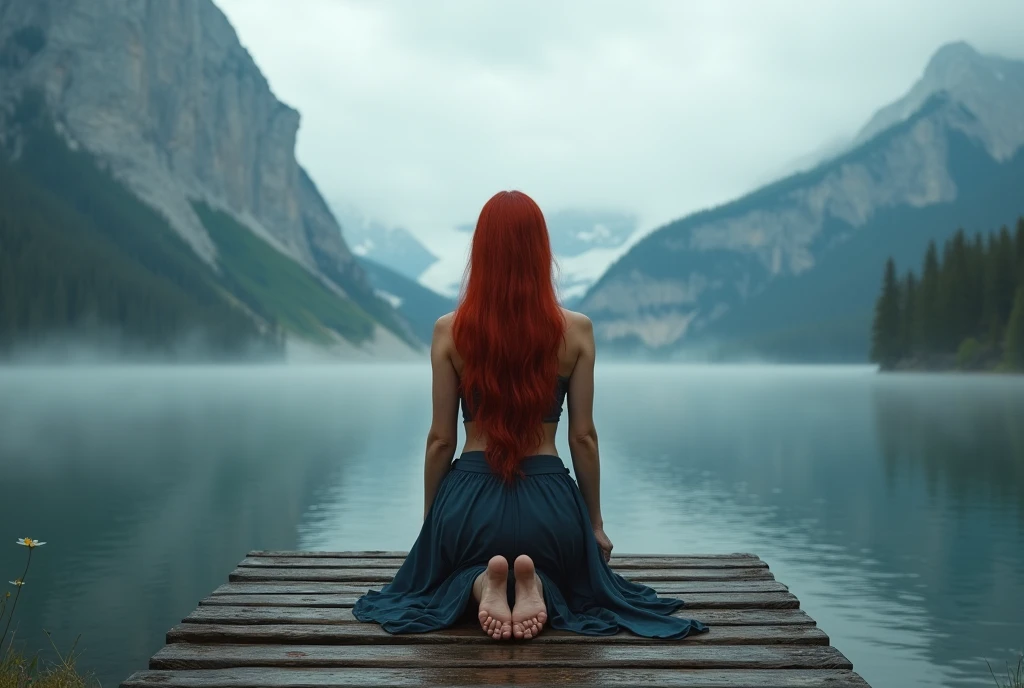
[217, 0, 1024, 263]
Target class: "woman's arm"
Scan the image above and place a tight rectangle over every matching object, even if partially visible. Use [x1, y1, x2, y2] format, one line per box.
[567, 319, 602, 527]
[423, 316, 460, 519]
[566, 315, 612, 559]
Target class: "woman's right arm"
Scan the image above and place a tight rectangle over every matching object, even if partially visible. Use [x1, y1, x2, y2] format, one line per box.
[423, 316, 459, 519]
[566, 315, 613, 561]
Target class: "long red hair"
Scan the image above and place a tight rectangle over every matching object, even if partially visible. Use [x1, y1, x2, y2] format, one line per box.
[453, 191, 565, 483]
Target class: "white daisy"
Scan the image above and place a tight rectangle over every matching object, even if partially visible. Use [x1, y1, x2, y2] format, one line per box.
[16, 538, 46, 548]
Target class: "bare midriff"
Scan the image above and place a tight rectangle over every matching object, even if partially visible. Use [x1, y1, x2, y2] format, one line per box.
[461, 420, 560, 457]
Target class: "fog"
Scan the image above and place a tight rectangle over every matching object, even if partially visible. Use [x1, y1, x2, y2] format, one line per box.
[218, 0, 1024, 258]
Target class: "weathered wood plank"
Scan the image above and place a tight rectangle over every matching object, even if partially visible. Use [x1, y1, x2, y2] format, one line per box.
[249, 551, 409, 559]
[123, 667, 871, 688]
[199, 592, 798, 610]
[150, 643, 852, 670]
[128, 551, 871, 688]
[228, 567, 775, 583]
[182, 607, 815, 627]
[248, 551, 760, 560]
[239, 556, 768, 570]
[211, 579, 790, 596]
[167, 622, 830, 646]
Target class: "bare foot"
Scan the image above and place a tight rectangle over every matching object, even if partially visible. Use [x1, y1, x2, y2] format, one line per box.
[473, 556, 512, 640]
[512, 554, 547, 640]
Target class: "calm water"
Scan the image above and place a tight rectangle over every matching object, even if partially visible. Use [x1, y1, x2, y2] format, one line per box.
[0, 364, 1022, 687]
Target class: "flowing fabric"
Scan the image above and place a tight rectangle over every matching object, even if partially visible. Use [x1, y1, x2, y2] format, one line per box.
[353, 451, 709, 639]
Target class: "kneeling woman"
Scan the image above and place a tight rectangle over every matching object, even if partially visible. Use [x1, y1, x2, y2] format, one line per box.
[354, 190, 708, 641]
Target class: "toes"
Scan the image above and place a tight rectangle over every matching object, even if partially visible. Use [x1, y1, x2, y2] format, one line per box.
[480, 608, 515, 641]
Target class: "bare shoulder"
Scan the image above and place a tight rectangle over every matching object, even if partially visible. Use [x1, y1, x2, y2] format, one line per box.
[560, 308, 594, 340]
[560, 309, 595, 373]
[434, 311, 455, 331]
[432, 312, 456, 348]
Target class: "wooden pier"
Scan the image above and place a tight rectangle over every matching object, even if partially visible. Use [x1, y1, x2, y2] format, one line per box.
[121, 551, 870, 687]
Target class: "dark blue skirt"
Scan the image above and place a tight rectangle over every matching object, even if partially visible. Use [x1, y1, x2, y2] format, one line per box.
[352, 451, 709, 639]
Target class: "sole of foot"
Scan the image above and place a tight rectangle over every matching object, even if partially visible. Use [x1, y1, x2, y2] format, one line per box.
[475, 555, 512, 640]
[512, 554, 547, 640]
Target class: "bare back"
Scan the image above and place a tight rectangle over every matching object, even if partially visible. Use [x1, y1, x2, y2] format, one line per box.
[431, 308, 597, 458]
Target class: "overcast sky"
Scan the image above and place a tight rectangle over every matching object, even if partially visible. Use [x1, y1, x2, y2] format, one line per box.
[216, 0, 1024, 258]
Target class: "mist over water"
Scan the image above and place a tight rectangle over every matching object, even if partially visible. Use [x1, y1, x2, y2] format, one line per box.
[0, 364, 1021, 688]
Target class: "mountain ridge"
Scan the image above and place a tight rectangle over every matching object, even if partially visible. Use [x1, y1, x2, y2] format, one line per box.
[579, 42, 1024, 359]
[357, 257, 455, 345]
[0, 0, 420, 355]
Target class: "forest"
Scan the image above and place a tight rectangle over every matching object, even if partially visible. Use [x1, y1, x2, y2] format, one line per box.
[0, 97, 285, 360]
[870, 217, 1024, 371]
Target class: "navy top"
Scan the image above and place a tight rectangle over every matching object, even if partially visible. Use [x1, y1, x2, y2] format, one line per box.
[460, 375, 570, 423]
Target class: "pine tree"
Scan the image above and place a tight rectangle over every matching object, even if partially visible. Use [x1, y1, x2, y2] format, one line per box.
[994, 227, 1016, 334]
[1005, 286, 1024, 371]
[901, 272, 918, 358]
[871, 258, 903, 368]
[941, 230, 972, 349]
[982, 234, 999, 342]
[966, 232, 986, 331]
[918, 241, 941, 352]
[874, 216, 1024, 371]
[1016, 217, 1024, 287]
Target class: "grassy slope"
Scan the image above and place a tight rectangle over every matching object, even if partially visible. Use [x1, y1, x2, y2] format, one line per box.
[194, 203, 377, 346]
[356, 256, 455, 344]
[297, 168, 420, 349]
[0, 92, 391, 355]
[0, 115, 277, 358]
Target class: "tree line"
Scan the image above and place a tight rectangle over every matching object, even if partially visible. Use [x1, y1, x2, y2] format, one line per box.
[870, 217, 1024, 371]
[0, 105, 284, 360]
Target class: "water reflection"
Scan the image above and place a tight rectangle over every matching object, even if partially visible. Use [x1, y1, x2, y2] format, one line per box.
[873, 374, 1024, 508]
[0, 364, 1021, 688]
[0, 365, 402, 686]
[872, 375, 1024, 685]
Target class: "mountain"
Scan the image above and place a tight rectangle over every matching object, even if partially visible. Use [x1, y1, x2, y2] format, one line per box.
[436, 209, 639, 306]
[853, 42, 1024, 153]
[545, 210, 639, 306]
[331, 203, 439, 281]
[544, 209, 637, 257]
[357, 257, 455, 345]
[0, 0, 419, 359]
[578, 42, 1024, 361]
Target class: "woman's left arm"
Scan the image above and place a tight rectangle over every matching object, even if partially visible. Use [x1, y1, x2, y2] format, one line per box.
[423, 315, 459, 519]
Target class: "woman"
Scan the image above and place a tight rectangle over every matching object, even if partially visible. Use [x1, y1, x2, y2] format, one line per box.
[353, 190, 708, 641]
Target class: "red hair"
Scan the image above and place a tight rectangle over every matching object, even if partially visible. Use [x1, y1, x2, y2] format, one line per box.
[453, 191, 565, 483]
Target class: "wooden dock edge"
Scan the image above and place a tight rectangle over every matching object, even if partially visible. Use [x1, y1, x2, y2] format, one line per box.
[121, 552, 871, 688]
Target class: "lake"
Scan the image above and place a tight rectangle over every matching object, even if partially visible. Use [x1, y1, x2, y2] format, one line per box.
[0, 364, 1021, 687]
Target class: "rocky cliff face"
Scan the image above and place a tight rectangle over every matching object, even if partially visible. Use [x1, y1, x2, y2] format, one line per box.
[0, 0, 374, 307]
[854, 42, 1024, 159]
[579, 43, 1024, 355]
